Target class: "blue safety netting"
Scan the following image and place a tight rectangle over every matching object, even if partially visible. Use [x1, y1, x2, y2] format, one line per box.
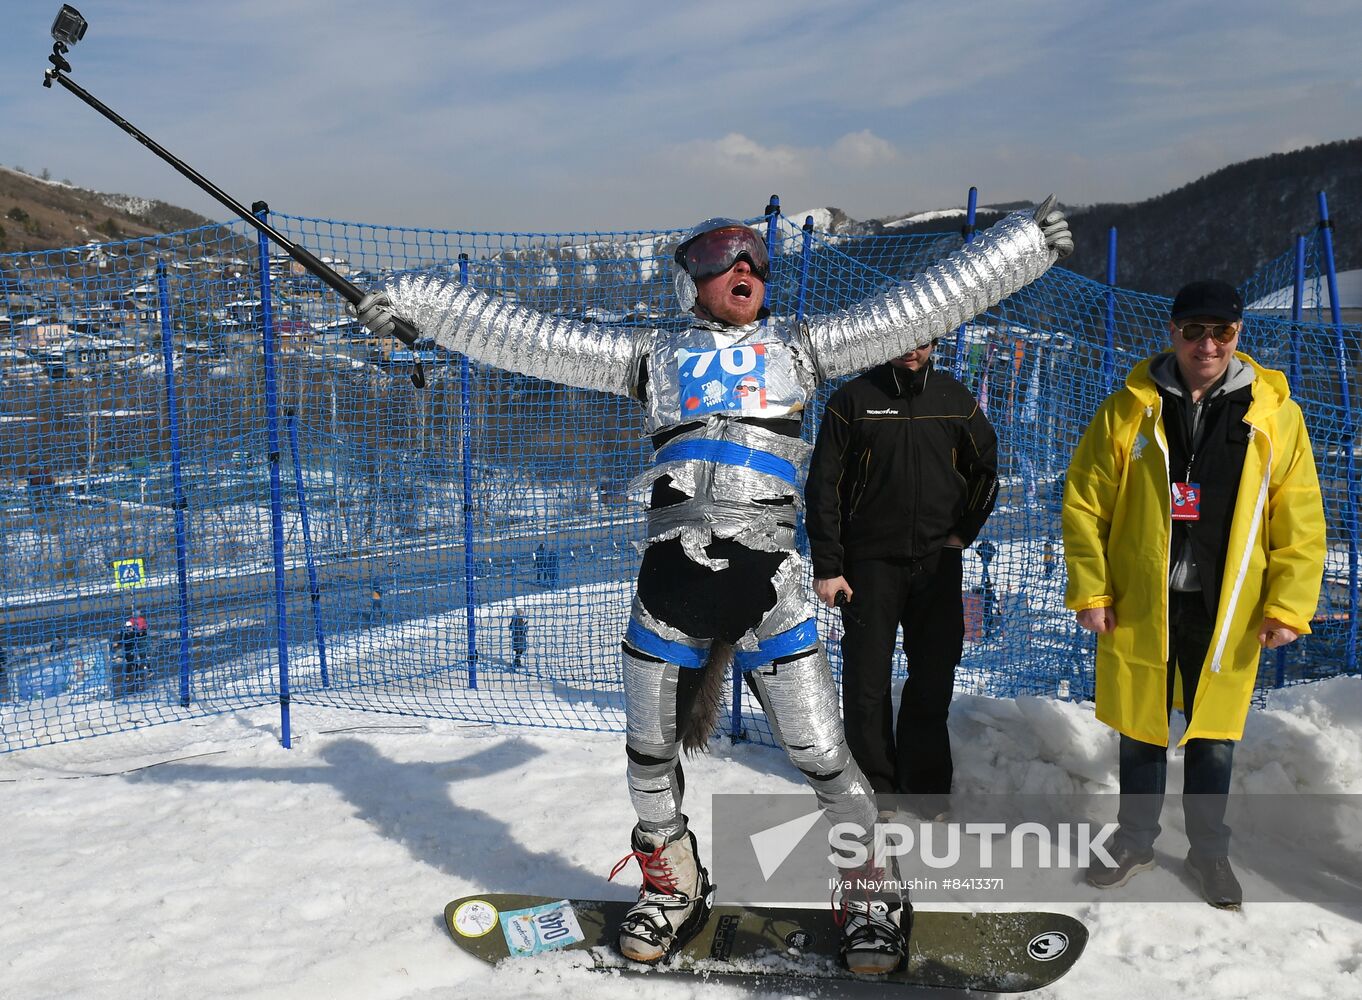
[1, 208, 1357, 753]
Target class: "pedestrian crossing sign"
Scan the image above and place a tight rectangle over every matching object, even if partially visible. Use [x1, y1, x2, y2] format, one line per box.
[113, 558, 146, 589]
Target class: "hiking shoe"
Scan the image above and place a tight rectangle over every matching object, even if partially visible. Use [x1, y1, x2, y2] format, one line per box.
[1185, 852, 1243, 910]
[610, 821, 713, 963]
[1086, 842, 1155, 889]
[834, 858, 911, 975]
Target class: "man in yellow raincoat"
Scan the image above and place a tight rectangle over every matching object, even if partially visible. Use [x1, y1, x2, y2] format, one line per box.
[1063, 279, 1325, 909]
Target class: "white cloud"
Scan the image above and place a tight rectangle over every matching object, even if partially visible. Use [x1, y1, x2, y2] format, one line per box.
[829, 130, 900, 169]
[671, 133, 809, 178]
[2, 0, 1360, 232]
[668, 130, 900, 182]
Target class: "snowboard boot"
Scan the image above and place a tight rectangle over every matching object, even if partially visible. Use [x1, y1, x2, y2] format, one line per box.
[609, 820, 713, 963]
[833, 856, 912, 975]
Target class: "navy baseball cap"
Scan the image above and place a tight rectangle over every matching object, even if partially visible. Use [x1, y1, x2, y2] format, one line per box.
[1171, 280, 1244, 323]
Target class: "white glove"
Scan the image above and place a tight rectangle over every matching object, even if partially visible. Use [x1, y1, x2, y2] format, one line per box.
[1033, 194, 1074, 261]
[350, 290, 398, 339]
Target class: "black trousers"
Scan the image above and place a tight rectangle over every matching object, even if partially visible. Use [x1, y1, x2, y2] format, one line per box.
[840, 548, 964, 796]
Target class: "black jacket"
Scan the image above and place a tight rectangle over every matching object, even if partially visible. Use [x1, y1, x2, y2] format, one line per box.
[1150, 353, 1256, 619]
[805, 360, 997, 578]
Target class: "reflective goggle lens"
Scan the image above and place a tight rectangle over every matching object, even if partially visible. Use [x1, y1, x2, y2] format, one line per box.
[683, 228, 769, 281]
[1178, 321, 1239, 344]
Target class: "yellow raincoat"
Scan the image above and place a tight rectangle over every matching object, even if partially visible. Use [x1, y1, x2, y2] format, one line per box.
[1063, 352, 1325, 746]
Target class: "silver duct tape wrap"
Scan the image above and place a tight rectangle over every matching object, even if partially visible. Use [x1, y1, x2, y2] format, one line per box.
[629, 420, 810, 504]
[385, 274, 643, 397]
[629, 595, 709, 654]
[649, 524, 722, 569]
[750, 649, 878, 835]
[630, 420, 810, 568]
[644, 500, 795, 559]
[623, 632, 687, 833]
[752, 550, 816, 644]
[806, 210, 1054, 380]
[632, 457, 801, 511]
[637, 457, 811, 500]
[622, 647, 681, 759]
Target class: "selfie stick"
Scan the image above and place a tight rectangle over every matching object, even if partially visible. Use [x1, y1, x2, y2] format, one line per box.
[41, 5, 427, 385]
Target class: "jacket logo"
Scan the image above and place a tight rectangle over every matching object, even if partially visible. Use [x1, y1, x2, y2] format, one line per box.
[1131, 432, 1148, 462]
[865, 408, 900, 415]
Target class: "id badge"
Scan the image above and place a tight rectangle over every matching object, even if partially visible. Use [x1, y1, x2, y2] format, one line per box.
[1171, 481, 1201, 521]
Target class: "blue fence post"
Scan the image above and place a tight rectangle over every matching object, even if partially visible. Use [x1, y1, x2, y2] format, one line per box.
[254, 202, 292, 747]
[1275, 235, 1311, 688]
[953, 187, 978, 379]
[759, 194, 780, 327]
[795, 215, 815, 322]
[1290, 235, 1306, 391]
[1104, 227, 1118, 391]
[458, 253, 478, 689]
[791, 215, 817, 559]
[1318, 192, 1358, 671]
[155, 261, 194, 707]
[287, 409, 329, 688]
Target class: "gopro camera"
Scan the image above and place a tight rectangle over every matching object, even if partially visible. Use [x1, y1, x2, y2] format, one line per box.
[51, 5, 87, 46]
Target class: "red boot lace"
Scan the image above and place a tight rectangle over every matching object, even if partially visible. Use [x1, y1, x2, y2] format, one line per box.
[831, 884, 847, 927]
[831, 862, 884, 928]
[609, 843, 679, 894]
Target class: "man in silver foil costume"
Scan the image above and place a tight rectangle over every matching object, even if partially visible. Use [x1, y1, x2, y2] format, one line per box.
[354, 199, 1073, 972]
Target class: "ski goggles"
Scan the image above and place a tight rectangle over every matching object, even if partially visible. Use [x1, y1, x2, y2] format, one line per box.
[679, 227, 770, 281]
[1177, 320, 1241, 344]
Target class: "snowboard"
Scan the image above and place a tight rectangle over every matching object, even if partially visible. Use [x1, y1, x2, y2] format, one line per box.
[444, 893, 1087, 992]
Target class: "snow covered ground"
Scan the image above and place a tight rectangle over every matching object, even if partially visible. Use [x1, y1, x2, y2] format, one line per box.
[3, 674, 1360, 1000]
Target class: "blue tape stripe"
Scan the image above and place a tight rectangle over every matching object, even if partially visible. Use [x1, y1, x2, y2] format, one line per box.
[625, 620, 709, 669]
[733, 619, 819, 671]
[654, 439, 799, 488]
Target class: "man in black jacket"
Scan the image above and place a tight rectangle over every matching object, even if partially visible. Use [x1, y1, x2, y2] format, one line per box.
[806, 339, 998, 818]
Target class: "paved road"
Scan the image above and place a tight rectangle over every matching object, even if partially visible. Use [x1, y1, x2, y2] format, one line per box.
[1, 518, 643, 688]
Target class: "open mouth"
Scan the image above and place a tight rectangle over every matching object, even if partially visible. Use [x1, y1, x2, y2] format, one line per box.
[732, 281, 752, 299]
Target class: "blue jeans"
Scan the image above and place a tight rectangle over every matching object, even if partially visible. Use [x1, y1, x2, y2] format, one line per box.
[1115, 592, 1235, 859]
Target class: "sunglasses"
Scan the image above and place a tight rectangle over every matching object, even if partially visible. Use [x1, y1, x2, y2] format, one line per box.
[681, 227, 770, 281]
[1177, 320, 1240, 344]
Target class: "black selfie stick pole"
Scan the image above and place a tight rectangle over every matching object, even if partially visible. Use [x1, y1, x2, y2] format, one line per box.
[41, 10, 427, 385]
[45, 72, 421, 347]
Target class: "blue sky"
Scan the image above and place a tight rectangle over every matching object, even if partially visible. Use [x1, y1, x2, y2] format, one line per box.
[2, 0, 1360, 233]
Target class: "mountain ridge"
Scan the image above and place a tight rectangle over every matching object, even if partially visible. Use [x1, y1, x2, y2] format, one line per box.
[0, 164, 213, 254]
[833, 137, 1362, 293]
[3, 137, 1359, 294]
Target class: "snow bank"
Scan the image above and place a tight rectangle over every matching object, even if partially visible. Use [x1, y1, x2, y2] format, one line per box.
[2, 676, 1359, 999]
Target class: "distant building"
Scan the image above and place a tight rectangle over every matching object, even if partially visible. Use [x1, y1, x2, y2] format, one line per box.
[14, 319, 71, 353]
[123, 282, 161, 321]
[1247, 268, 1362, 326]
[224, 298, 262, 327]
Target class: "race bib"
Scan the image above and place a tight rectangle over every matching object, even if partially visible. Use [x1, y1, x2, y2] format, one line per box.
[499, 899, 585, 956]
[677, 344, 770, 417]
[1171, 481, 1201, 521]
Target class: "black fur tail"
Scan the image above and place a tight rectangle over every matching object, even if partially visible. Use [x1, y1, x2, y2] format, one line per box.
[680, 640, 733, 756]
